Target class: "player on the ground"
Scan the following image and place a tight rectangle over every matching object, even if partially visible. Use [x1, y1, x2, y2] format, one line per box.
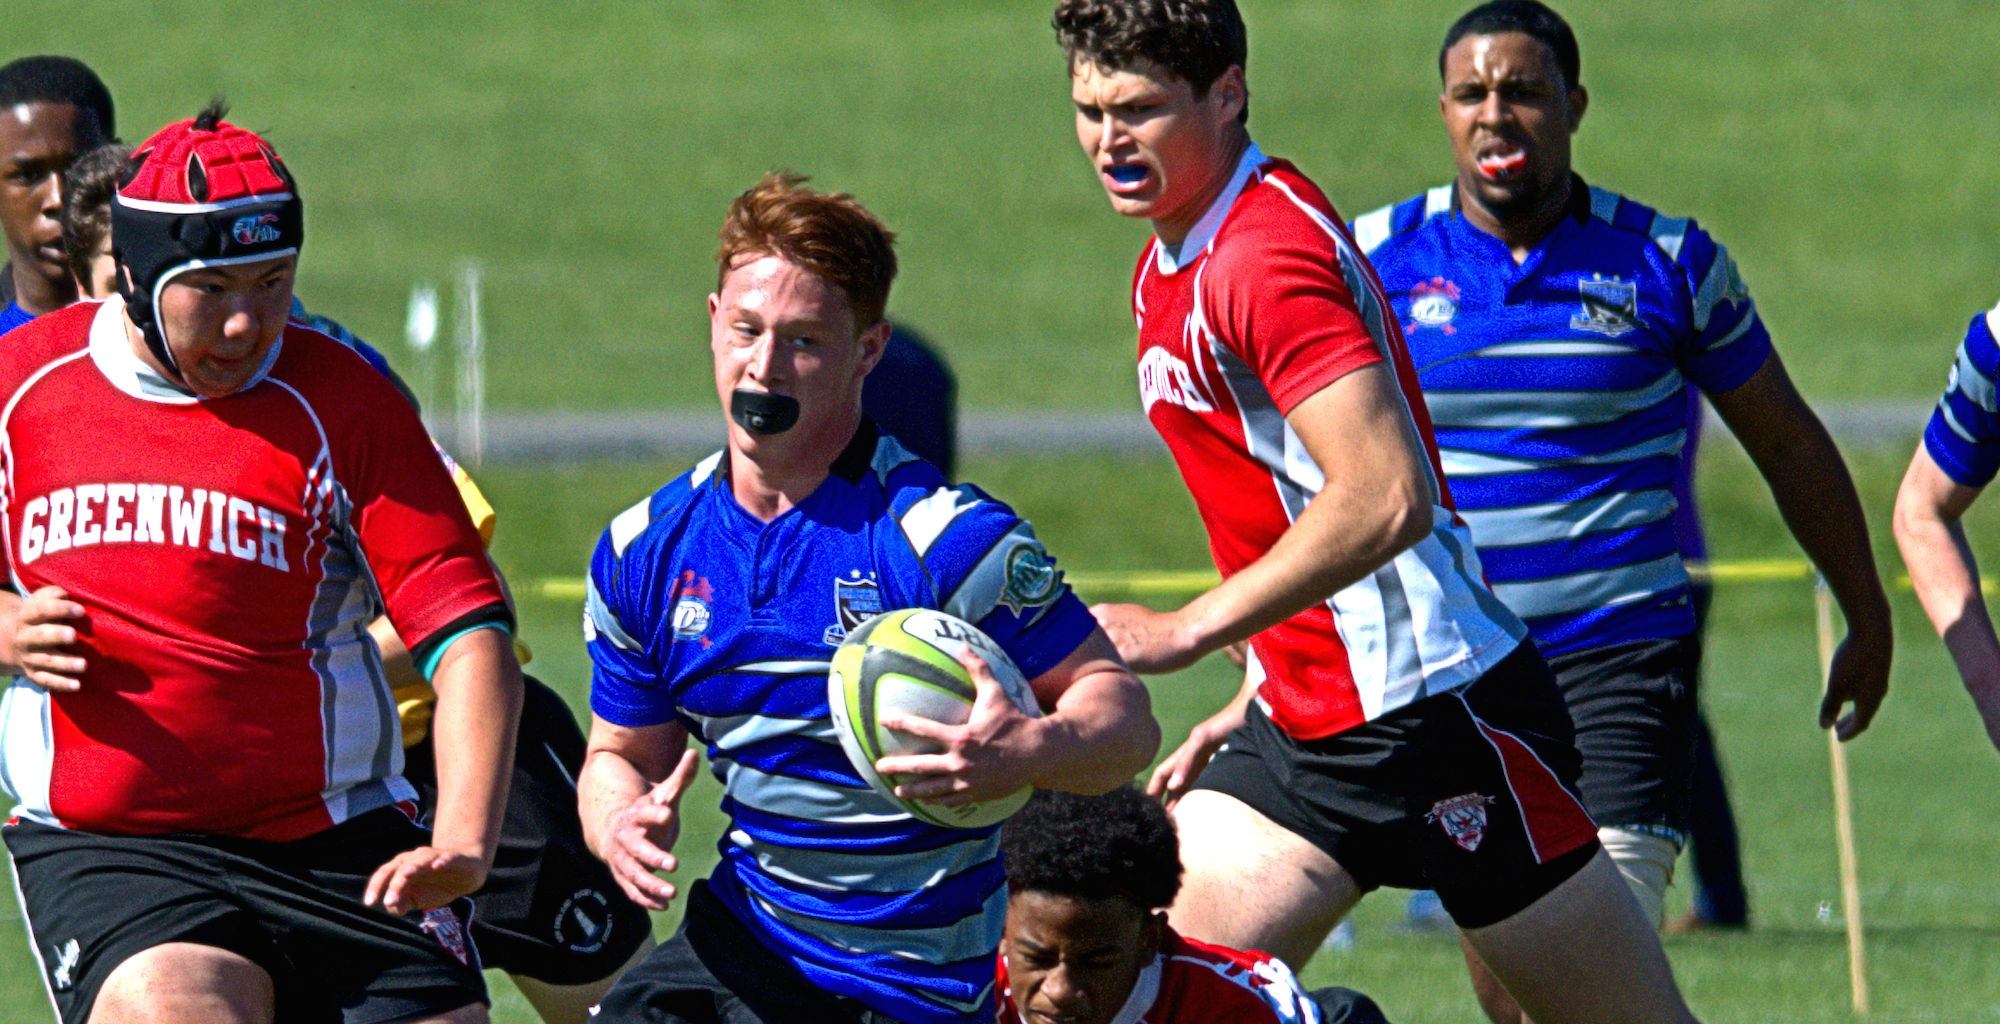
[54, 148, 655, 1022]
[0, 56, 112, 336]
[1349, 3, 1889, 1013]
[1894, 302, 2000, 755]
[1055, 2, 1701, 1021]
[577, 173, 1158, 1024]
[1000, 787, 1391, 1024]
[0, 106, 521, 1024]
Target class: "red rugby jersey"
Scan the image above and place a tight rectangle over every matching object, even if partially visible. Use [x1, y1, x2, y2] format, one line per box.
[1000, 928, 1321, 1024]
[1132, 145, 1525, 739]
[0, 299, 504, 839]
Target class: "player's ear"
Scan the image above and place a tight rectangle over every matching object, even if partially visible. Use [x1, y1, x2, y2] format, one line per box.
[1141, 909, 1168, 954]
[707, 293, 720, 318]
[1211, 65, 1247, 123]
[1566, 83, 1588, 133]
[856, 320, 891, 376]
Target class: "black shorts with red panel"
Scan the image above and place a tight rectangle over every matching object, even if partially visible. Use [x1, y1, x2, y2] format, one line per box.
[1193, 640, 1599, 928]
[3, 806, 485, 1024]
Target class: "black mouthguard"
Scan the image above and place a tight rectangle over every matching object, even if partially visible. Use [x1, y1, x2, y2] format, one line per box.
[730, 390, 800, 436]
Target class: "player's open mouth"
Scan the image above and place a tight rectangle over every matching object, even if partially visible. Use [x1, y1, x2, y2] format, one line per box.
[1476, 144, 1528, 181]
[1104, 163, 1149, 192]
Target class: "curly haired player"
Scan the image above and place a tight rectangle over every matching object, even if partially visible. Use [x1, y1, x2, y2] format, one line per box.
[1000, 787, 1389, 1024]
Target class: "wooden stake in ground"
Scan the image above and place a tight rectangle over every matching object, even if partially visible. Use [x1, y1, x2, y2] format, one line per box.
[1816, 577, 1870, 1015]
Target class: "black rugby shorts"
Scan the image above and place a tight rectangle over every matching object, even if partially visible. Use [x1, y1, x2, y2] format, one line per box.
[1193, 641, 1600, 927]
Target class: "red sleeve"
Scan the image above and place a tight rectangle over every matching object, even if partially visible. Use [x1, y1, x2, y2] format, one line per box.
[304, 337, 505, 650]
[1205, 199, 1382, 416]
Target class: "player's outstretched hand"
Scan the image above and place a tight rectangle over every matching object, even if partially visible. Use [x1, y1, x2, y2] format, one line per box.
[13, 586, 90, 692]
[1822, 624, 1891, 741]
[878, 648, 1041, 805]
[1147, 702, 1246, 809]
[364, 846, 489, 917]
[1089, 602, 1200, 674]
[605, 749, 702, 912]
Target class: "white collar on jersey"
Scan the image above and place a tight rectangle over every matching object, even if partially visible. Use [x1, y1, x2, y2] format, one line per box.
[1103, 952, 1165, 1024]
[89, 293, 285, 404]
[1153, 140, 1265, 276]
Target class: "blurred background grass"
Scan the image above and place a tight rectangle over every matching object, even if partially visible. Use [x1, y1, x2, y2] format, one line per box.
[4, 1, 1999, 1021]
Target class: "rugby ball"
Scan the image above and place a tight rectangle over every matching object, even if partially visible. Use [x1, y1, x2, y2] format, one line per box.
[828, 608, 1042, 829]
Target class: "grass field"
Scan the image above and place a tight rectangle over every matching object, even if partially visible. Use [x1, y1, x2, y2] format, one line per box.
[8, 2, 2000, 411]
[4, 1, 2000, 1021]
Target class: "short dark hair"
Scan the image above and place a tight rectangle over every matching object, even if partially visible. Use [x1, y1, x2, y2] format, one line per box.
[1002, 787, 1181, 911]
[0, 56, 115, 141]
[1053, 0, 1248, 119]
[716, 172, 897, 329]
[60, 142, 130, 285]
[1440, 1, 1580, 90]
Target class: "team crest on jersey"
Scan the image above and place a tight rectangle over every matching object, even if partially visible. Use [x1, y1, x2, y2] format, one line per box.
[1426, 793, 1496, 851]
[1000, 543, 1061, 614]
[825, 571, 885, 645]
[669, 570, 715, 645]
[1571, 274, 1639, 337]
[421, 904, 473, 966]
[1406, 277, 1460, 334]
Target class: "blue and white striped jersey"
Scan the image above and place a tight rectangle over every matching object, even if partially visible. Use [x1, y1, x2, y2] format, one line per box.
[584, 421, 1096, 1024]
[1922, 307, 2000, 487]
[1353, 180, 1772, 656]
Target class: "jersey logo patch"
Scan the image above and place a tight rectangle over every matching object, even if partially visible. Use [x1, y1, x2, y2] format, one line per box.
[1000, 544, 1061, 614]
[1427, 793, 1495, 851]
[1571, 274, 1639, 337]
[825, 571, 885, 645]
[1407, 277, 1460, 334]
[670, 570, 715, 645]
[49, 939, 79, 991]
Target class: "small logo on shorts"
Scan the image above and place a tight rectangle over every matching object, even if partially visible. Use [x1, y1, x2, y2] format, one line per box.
[1427, 793, 1496, 852]
[554, 889, 614, 954]
[422, 906, 473, 966]
[49, 938, 79, 991]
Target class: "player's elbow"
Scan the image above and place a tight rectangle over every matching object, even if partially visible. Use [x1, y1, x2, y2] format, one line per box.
[1057, 677, 1160, 795]
[1380, 473, 1436, 558]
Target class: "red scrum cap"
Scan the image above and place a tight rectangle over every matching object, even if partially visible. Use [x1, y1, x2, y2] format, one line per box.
[112, 103, 303, 380]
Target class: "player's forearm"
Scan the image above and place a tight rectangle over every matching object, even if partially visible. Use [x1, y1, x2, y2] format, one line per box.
[1030, 666, 1159, 794]
[1748, 416, 1891, 637]
[578, 720, 689, 861]
[1177, 473, 1431, 655]
[425, 627, 523, 864]
[0, 590, 23, 671]
[1894, 480, 2000, 688]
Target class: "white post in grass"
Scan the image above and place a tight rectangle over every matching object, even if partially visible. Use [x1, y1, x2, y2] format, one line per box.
[404, 282, 439, 430]
[454, 261, 486, 466]
[1815, 576, 1870, 1015]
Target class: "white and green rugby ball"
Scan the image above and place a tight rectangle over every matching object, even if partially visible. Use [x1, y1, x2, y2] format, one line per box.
[827, 608, 1041, 829]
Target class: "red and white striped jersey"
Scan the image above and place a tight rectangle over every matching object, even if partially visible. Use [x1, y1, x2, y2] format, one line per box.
[1000, 928, 1321, 1024]
[0, 299, 505, 840]
[1133, 145, 1526, 739]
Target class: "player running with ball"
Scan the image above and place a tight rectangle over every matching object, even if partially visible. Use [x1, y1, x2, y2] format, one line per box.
[576, 173, 1156, 1024]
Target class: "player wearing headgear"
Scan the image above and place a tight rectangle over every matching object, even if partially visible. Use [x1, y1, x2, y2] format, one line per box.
[1349, 2, 1890, 1017]
[50, 134, 655, 1024]
[999, 787, 1391, 1024]
[0, 55, 113, 335]
[0, 104, 521, 1024]
[577, 172, 1158, 1024]
[1895, 302, 2000, 756]
[1055, 1, 1706, 1021]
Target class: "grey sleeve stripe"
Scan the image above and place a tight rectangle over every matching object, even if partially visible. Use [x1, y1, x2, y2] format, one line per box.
[1952, 343, 2000, 412]
[942, 523, 1042, 624]
[1351, 205, 1393, 255]
[584, 575, 643, 653]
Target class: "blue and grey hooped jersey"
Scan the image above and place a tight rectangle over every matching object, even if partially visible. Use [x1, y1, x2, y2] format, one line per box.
[584, 421, 1096, 1024]
[1353, 179, 1772, 656]
[1922, 306, 2000, 487]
